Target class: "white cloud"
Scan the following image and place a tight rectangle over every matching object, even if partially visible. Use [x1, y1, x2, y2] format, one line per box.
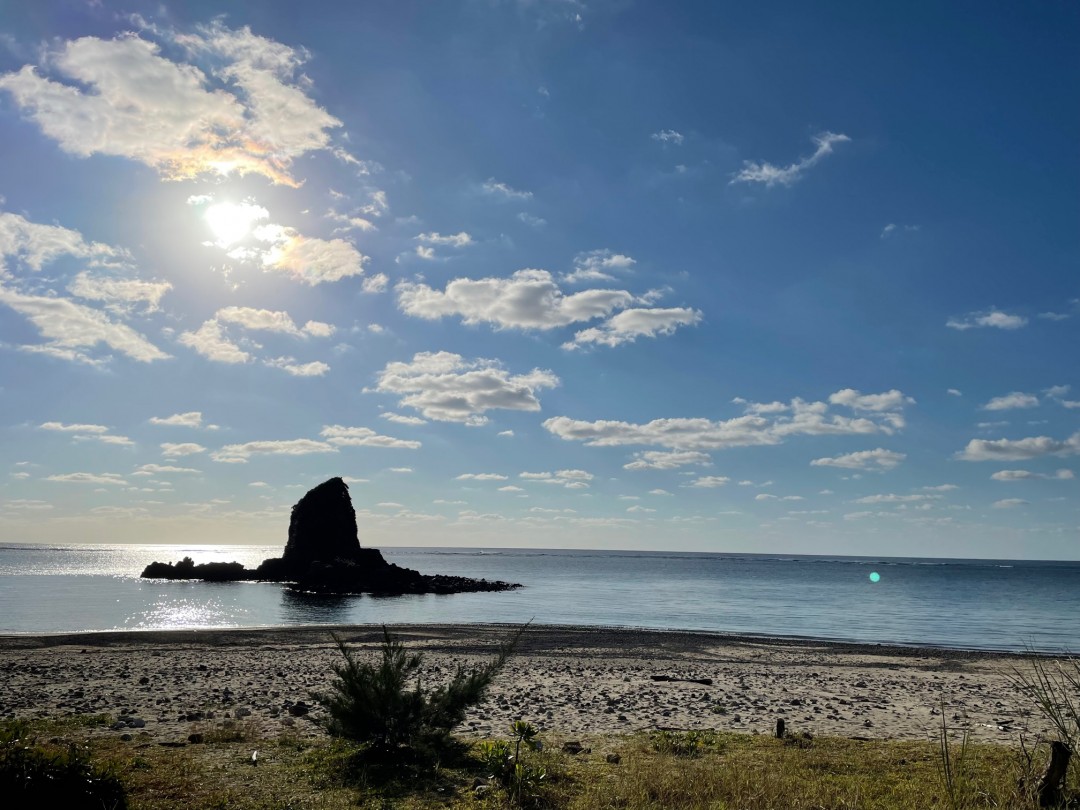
[415, 245, 437, 261]
[623, 450, 711, 470]
[253, 226, 368, 285]
[211, 438, 338, 463]
[375, 351, 559, 424]
[947, 388, 963, 397]
[853, 493, 941, 504]
[387, 467, 413, 473]
[67, 272, 171, 312]
[161, 442, 206, 456]
[362, 273, 389, 293]
[415, 232, 473, 248]
[946, 309, 1028, 331]
[40, 421, 109, 433]
[732, 131, 850, 187]
[990, 469, 1074, 481]
[1044, 385, 1070, 399]
[482, 178, 532, 200]
[0, 284, 169, 363]
[827, 389, 914, 412]
[651, 129, 684, 146]
[992, 498, 1028, 509]
[264, 356, 330, 376]
[810, 448, 906, 471]
[922, 484, 958, 492]
[0, 212, 127, 273]
[756, 493, 805, 502]
[627, 505, 656, 513]
[0, 26, 343, 186]
[956, 432, 1080, 461]
[518, 212, 547, 228]
[982, 391, 1039, 411]
[320, 425, 421, 449]
[150, 412, 203, 428]
[134, 463, 199, 475]
[216, 306, 304, 335]
[648, 489, 673, 496]
[1038, 312, 1070, 321]
[178, 320, 251, 363]
[498, 485, 524, 492]
[456, 473, 508, 481]
[545, 389, 910, 451]
[498, 430, 514, 437]
[397, 269, 634, 330]
[380, 413, 427, 426]
[687, 476, 730, 488]
[563, 249, 636, 283]
[45, 472, 126, 485]
[880, 223, 919, 239]
[563, 307, 702, 349]
[302, 320, 335, 338]
[519, 470, 594, 489]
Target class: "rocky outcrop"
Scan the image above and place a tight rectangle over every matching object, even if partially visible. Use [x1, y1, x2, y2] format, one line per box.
[141, 477, 520, 595]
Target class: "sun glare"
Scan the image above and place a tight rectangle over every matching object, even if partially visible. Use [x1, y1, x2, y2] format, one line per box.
[204, 201, 269, 248]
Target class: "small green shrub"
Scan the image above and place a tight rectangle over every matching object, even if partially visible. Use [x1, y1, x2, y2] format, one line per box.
[0, 719, 128, 808]
[314, 623, 526, 754]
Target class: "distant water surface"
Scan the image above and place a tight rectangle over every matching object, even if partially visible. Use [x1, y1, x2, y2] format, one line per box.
[1, 544, 1077, 652]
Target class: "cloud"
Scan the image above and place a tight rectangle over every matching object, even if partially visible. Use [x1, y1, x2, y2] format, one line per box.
[211, 438, 338, 463]
[67, 272, 172, 312]
[252, 225, 368, 285]
[0, 212, 128, 273]
[649, 489, 673, 496]
[150, 412, 203, 428]
[544, 389, 910, 451]
[216, 306, 307, 336]
[498, 430, 514, 437]
[956, 432, 1080, 461]
[1038, 311, 1071, 321]
[375, 351, 559, 424]
[852, 493, 941, 504]
[456, 473, 509, 481]
[518, 212, 546, 228]
[563, 307, 702, 349]
[415, 232, 473, 248]
[362, 273, 389, 294]
[302, 320, 335, 338]
[810, 448, 906, 471]
[827, 389, 914, 412]
[946, 309, 1027, 330]
[756, 493, 804, 502]
[990, 469, 1074, 481]
[397, 269, 635, 330]
[982, 392, 1039, 411]
[481, 178, 532, 200]
[687, 476, 730, 488]
[40, 421, 109, 433]
[880, 223, 920, 239]
[0, 285, 169, 363]
[264, 356, 330, 376]
[623, 450, 712, 470]
[134, 463, 199, 475]
[178, 320, 251, 363]
[0, 26, 342, 186]
[45, 472, 126, 485]
[732, 131, 850, 187]
[947, 388, 963, 397]
[519, 469, 593, 489]
[992, 498, 1028, 509]
[320, 425, 421, 449]
[161, 442, 206, 456]
[563, 249, 636, 284]
[380, 413, 427, 426]
[415, 245, 436, 260]
[651, 129, 684, 146]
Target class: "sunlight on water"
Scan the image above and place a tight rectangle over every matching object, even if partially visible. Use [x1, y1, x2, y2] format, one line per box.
[130, 597, 239, 629]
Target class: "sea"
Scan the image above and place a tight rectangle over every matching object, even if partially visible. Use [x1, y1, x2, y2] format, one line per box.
[1, 544, 1078, 653]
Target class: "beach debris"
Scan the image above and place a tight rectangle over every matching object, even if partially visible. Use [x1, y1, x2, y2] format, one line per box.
[562, 740, 587, 755]
[251, 750, 259, 766]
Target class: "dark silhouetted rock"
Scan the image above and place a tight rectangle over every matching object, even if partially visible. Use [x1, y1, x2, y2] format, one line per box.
[141, 477, 520, 595]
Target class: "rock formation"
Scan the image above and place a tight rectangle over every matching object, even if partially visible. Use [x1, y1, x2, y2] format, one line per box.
[142, 477, 520, 595]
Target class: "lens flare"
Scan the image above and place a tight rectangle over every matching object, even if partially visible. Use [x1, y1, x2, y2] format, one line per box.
[869, 571, 881, 583]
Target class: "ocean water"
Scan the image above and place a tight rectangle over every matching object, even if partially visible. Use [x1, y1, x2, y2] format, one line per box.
[1, 544, 1078, 652]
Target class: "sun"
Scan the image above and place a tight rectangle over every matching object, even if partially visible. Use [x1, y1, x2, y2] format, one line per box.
[204, 201, 268, 247]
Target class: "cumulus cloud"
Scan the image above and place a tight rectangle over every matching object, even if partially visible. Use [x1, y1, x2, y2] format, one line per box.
[263, 356, 330, 376]
[397, 269, 637, 330]
[0, 212, 128, 273]
[946, 309, 1027, 330]
[982, 392, 1039, 411]
[563, 249, 636, 284]
[732, 132, 850, 187]
[375, 351, 559, 425]
[380, 413, 427, 426]
[40, 421, 109, 433]
[211, 438, 337, 462]
[134, 463, 199, 475]
[990, 469, 1074, 481]
[252, 225, 368, 285]
[320, 425, 421, 449]
[362, 273, 389, 294]
[992, 498, 1028, 509]
[67, 272, 172, 312]
[0, 284, 169, 363]
[651, 129, 684, 146]
[623, 450, 711, 470]
[687, 476, 730, 488]
[544, 389, 911, 451]
[810, 448, 906, 471]
[415, 232, 473, 248]
[481, 178, 532, 200]
[519, 469, 593, 489]
[828, 389, 914, 412]
[45, 472, 126, 485]
[456, 473, 508, 481]
[852, 493, 941, 504]
[216, 306, 303, 335]
[563, 307, 702, 349]
[178, 320, 251, 363]
[150, 412, 203, 428]
[0, 25, 342, 186]
[956, 432, 1080, 461]
[161, 442, 206, 456]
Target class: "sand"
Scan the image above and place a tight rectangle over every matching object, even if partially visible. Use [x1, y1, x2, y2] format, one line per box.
[0, 624, 1060, 746]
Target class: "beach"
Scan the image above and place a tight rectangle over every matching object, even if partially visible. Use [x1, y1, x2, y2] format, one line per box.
[0, 624, 1056, 746]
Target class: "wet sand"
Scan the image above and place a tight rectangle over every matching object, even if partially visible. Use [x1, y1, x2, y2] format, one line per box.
[0, 624, 1057, 745]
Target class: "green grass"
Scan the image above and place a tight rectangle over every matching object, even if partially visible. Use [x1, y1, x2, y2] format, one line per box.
[3, 717, 1077, 809]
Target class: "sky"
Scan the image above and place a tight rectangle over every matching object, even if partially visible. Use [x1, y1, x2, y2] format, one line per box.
[0, 1, 1077, 559]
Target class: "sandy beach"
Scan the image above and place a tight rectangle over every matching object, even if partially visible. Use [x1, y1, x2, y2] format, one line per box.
[0, 625, 1058, 746]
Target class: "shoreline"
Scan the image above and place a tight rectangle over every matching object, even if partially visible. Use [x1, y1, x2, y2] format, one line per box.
[0, 624, 1059, 746]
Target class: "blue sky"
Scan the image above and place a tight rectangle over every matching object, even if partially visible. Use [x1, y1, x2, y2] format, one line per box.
[0, 1, 1077, 558]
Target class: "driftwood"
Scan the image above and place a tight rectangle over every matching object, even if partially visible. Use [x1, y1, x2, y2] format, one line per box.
[650, 675, 714, 686]
[1036, 740, 1072, 808]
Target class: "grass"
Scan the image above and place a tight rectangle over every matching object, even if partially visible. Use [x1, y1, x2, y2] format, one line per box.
[4, 716, 1077, 809]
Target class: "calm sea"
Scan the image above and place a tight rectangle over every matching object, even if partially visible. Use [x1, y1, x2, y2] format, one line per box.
[0, 544, 1077, 652]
